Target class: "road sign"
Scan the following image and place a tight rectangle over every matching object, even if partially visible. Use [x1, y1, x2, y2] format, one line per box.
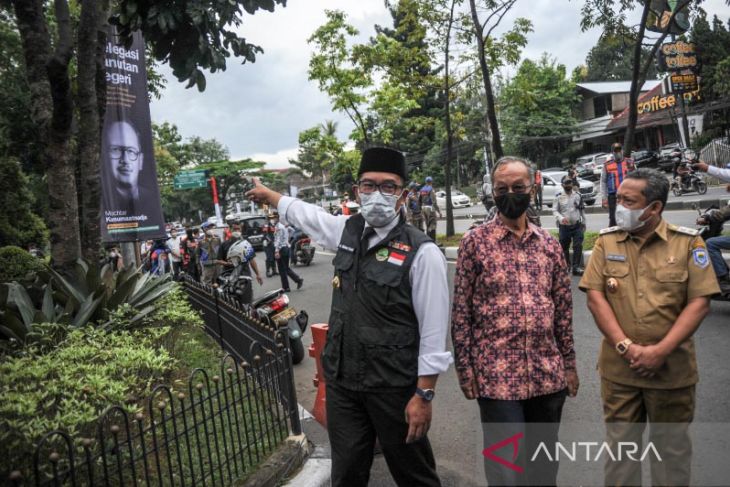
[669, 73, 699, 93]
[174, 170, 208, 190]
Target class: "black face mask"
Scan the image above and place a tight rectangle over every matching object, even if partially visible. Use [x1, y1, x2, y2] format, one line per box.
[494, 192, 532, 219]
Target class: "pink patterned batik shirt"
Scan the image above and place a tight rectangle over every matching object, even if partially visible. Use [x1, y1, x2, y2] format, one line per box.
[451, 217, 576, 400]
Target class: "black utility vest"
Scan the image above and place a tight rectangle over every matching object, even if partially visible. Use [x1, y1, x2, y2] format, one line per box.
[322, 214, 430, 391]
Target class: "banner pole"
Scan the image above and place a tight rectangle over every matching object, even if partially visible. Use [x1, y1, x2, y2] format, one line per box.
[210, 176, 223, 224]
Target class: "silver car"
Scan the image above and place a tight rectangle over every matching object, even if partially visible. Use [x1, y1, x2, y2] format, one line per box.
[541, 171, 597, 208]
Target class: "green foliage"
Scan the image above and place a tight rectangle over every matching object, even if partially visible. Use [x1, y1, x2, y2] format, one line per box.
[0, 259, 178, 345]
[690, 11, 730, 102]
[0, 158, 48, 249]
[0, 246, 45, 282]
[500, 55, 579, 163]
[580, 32, 660, 81]
[111, 0, 287, 90]
[0, 326, 177, 468]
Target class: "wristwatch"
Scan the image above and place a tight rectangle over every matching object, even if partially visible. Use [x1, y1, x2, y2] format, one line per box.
[615, 338, 633, 355]
[415, 388, 435, 401]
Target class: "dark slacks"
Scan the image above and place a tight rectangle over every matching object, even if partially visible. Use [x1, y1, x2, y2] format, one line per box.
[558, 223, 584, 270]
[608, 193, 617, 227]
[326, 382, 441, 487]
[478, 389, 567, 487]
[276, 246, 301, 291]
[534, 184, 543, 210]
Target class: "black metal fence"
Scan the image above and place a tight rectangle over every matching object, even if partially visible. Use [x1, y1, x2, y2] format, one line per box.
[5, 277, 301, 486]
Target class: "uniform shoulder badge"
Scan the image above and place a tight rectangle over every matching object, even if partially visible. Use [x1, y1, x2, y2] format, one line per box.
[668, 224, 699, 236]
[600, 226, 622, 235]
[692, 246, 709, 268]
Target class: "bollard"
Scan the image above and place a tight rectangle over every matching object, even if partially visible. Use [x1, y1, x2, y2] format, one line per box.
[308, 323, 329, 428]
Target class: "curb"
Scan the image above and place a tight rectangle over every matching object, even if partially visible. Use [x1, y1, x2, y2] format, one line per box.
[238, 434, 309, 487]
[282, 406, 331, 486]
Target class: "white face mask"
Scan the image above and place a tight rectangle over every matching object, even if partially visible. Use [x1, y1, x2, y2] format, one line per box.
[359, 191, 399, 227]
[615, 203, 651, 232]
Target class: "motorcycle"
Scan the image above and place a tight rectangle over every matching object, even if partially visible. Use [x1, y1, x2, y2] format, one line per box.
[291, 232, 315, 266]
[216, 239, 256, 306]
[252, 289, 309, 364]
[670, 154, 707, 196]
[695, 204, 726, 241]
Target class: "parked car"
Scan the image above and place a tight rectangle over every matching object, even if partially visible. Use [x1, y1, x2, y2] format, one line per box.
[436, 190, 473, 209]
[238, 215, 268, 249]
[575, 153, 611, 181]
[541, 166, 565, 173]
[541, 171, 597, 207]
[631, 149, 660, 169]
[575, 164, 594, 180]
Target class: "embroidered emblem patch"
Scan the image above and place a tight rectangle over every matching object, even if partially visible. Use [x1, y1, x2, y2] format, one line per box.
[376, 248, 389, 262]
[387, 251, 406, 266]
[692, 248, 709, 268]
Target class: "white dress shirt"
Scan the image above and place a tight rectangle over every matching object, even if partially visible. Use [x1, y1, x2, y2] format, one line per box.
[278, 196, 453, 376]
[707, 164, 730, 183]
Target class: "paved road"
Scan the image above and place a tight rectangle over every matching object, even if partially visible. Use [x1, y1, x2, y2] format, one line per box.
[252, 249, 730, 486]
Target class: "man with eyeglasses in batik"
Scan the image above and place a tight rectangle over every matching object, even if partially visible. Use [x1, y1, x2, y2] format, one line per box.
[452, 156, 578, 487]
[246, 147, 452, 487]
[102, 120, 156, 216]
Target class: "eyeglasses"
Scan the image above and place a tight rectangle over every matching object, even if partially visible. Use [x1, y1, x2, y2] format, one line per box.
[493, 184, 532, 197]
[357, 180, 402, 196]
[110, 146, 141, 161]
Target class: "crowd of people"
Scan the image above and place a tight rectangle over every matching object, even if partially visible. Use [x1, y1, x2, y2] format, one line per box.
[245, 146, 727, 487]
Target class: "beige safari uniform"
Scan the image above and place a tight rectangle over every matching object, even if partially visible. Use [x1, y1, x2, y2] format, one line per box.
[579, 219, 719, 486]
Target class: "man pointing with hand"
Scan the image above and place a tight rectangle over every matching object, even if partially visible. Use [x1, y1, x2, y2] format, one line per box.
[246, 147, 452, 487]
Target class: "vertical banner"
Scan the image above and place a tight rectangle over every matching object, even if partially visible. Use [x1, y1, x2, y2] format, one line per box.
[100, 26, 166, 242]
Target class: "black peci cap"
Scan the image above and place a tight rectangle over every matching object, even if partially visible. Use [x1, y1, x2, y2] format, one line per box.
[358, 147, 407, 182]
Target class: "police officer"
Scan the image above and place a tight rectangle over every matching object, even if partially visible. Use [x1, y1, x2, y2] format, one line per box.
[419, 176, 441, 241]
[579, 168, 719, 487]
[553, 175, 585, 276]
[246, 147, 452, 487]
[600, 142, 635, 226]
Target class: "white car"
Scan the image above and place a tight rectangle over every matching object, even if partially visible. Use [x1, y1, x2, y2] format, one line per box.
[436, 190, 473, 209]
[576, 152, 611, 179]
[541, 171, 597, 208]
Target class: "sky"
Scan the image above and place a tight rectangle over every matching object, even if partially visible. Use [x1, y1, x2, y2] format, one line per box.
[148, 0, 730, 169]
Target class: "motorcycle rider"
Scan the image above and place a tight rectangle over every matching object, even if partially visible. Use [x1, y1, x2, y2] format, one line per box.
[420, 176, 441, 240]
[215, 227, 263, 295]
[694, 161, 730, 297]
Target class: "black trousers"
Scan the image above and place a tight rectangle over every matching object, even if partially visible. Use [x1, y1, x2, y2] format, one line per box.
[534, 185, 543, 209]
[608, 193, 617, 227]
[275, 246, 300, 291]
[558, 223, 584, 270]
[478, 389, 567, 487]
[326, 382, 441, 487]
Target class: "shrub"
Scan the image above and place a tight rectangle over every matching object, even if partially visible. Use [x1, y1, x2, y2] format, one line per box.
[0, 326, 177, 473]
[0, 246, 45, 282]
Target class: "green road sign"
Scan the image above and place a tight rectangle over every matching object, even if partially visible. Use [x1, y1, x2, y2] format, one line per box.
[174, 170, 209, 190]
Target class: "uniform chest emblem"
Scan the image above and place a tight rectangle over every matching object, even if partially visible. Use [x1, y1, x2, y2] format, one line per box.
[606, 277, 619, 293]
[376, 248, 389, 261]
[387, 251, 406, 266]
[692, 248, 709, 268]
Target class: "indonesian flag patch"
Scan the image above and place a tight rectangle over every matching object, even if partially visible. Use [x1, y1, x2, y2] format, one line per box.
[387, 251, 406, 266]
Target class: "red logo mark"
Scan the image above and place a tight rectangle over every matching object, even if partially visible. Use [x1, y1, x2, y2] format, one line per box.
[482, 432, 524, 473]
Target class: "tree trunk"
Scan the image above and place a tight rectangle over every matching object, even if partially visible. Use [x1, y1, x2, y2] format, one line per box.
[12, 0, 81, 273]
[77, 0, 104, 260]
[444, 0, 457, 237]
[469, 0, 504, 161]
[624, 3, 651, 154]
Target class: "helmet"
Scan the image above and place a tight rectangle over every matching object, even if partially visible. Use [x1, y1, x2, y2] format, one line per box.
[227, 239, 254, 266]
[425, 176, 433, 183]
